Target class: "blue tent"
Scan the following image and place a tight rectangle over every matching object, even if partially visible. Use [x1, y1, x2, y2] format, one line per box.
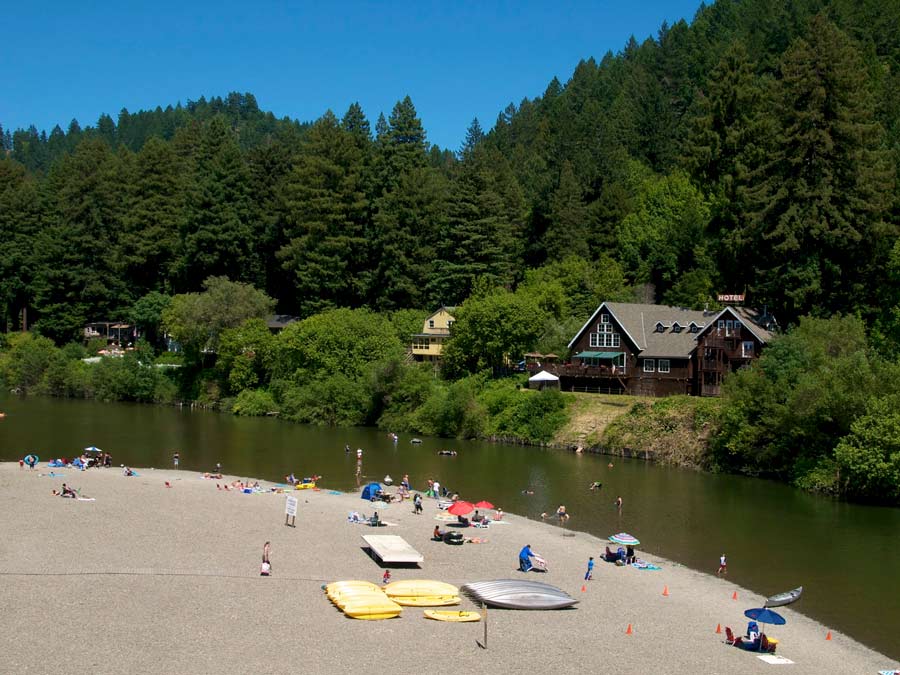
[361, 482, 382, 500]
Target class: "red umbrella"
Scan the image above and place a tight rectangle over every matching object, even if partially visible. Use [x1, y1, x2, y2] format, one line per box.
[474, 500, 494, 509]
[447, 501, 475, 516]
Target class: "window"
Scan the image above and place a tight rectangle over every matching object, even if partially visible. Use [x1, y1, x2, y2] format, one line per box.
[599, 322, 613, 333]
[717, 319, 725, 331]
[447, 321, 454, 330]
[725, 320, 734, 335]
[589, 333, 600, 347]
[672, 323, 682, 333]
[690, 322, 700, 333]
[742, 341, 754, 358]
[598, 332, 620, 347]
[655, 322, 666, 333]
[428, 320, 435, 329]
[601, 314, 610, 324]
[643, 359, 656, 373]
[658, 359, 670, 373]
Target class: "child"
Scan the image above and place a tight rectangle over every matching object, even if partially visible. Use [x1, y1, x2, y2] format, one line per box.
[585, 556, 594, 581]
[717, 553, 727, 576]
[382, 570, 391, 584]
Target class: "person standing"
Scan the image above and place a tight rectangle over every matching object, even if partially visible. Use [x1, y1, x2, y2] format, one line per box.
[413, 493, 423, 515]
[173, 451, 180, 469]
[585, 556, 594, 581]
[614, 495, 623, 509]
[717, 553, 727, 576]
[433, 480, 441, 499]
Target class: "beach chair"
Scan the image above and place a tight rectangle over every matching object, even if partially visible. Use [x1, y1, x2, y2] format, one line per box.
[724, 627, 742, 646]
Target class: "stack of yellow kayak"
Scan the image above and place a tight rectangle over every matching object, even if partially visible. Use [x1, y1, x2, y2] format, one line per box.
[384, 579, 460, 607]
[325, 581, 402, 620]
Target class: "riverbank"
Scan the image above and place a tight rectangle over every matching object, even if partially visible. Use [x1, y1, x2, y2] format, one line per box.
[1, 462, 893, 674]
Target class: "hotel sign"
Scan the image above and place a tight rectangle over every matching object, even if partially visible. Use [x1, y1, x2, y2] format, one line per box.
[717, 294, 745, 303]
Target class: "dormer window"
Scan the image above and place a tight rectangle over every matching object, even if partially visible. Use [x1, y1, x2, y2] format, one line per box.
[672, 322, 683, 333]
[655, 322, 667, 333]
[689, 322, 700, 333]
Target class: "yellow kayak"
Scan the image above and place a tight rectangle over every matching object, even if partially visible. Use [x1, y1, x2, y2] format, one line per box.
[295, 482, 316, 489]
[391, 595, 460, 607]
[424, 610, 481, 622]
[384, 580, 460, 606]
[341, 598, 403, 620]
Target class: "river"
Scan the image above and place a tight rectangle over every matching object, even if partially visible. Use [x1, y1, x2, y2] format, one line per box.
[1, 393, 897, 659]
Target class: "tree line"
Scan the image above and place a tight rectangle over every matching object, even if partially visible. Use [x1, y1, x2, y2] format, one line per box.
[2, 0, 900, 502]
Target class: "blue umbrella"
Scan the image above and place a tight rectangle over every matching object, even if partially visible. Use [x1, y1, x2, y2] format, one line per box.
[743, 608, 786, 625]
[743, 607, 786, 650]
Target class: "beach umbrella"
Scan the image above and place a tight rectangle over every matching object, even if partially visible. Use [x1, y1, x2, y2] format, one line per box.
[474, 500, 494, 509]
[448, 501, 475, 516]
[609, 533, 640, 546]
[743, 607, 786, 650]
[84, 446, 102, 453]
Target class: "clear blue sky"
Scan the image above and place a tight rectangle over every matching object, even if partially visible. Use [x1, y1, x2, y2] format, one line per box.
[1, 0, 702, 151]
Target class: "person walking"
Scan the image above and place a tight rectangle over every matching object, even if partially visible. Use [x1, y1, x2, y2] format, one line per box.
[173, 451, 180, 469]
[585, 556, 594, 581]
[413, 493, 423, 515]
[717, 553, 727, 576]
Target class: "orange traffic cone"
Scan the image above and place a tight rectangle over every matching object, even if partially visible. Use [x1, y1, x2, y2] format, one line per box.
[581, 585, 586, 592]
[625, 623, 633, 635]
[662, 585, 669, 597]
[715, 623, 722, 634]
[732, 591, 738, 601]
[826, 631, 832, 641]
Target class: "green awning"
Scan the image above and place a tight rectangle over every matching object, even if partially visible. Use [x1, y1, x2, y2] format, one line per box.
[575, 351, 621, 359]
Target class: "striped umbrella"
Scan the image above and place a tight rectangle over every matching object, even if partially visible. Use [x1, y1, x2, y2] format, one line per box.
[609, 533, 640, 546]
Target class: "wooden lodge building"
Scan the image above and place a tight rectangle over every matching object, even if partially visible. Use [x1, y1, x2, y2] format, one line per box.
[528, 302, 776, 397]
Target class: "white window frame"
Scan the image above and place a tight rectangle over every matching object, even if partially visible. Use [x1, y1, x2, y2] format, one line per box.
[601, 314, 610, 324]
[643, 359, 656, 373]
[589, 333, 600, 348]
[655, 322, 666, 333]
[742, 341, 754, 358]
[428, 319, 435, 329]
[658, 359, 670, 373]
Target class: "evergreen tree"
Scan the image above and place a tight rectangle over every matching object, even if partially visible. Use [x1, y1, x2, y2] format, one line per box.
[277, 111, 370, 316]
[542, 161, 591, 261]
[742, 16, 895, 321]
[459, 117, 484, 160]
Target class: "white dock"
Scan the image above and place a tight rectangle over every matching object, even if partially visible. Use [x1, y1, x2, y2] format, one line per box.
[362, 534, 424, 564]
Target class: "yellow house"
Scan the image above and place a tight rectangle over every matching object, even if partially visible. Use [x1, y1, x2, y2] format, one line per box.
[411, 306, 456, 362]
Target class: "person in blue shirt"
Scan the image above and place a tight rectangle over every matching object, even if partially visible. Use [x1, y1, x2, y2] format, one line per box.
[585, 556, 594, 580]
[519, 544, 535, 572]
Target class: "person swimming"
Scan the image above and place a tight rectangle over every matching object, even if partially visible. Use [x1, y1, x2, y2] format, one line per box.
[589, 481, 602, 491]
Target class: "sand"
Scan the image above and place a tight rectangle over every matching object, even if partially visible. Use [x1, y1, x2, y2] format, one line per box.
[0, 463, 894, 675]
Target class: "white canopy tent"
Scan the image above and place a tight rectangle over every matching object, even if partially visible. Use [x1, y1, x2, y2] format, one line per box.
[528, 370, 560, 390]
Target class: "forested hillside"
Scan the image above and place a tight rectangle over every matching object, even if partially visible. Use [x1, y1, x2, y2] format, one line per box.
[2, 0, 900, 502]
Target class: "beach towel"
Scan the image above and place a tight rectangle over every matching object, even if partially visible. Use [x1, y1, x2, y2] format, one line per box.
[328, 490, 342, 495]
[76, 497, 96, 502]
[632, 561, 661, 570]
[756, 655, 793, 665]
[434, 514, 458, 522]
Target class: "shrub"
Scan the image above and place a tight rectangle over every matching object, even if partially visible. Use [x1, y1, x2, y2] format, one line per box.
[232, 389, 279, 416]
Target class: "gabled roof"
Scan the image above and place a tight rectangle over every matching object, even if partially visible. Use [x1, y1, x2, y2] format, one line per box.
[425, 306, 457, 321]
[696, 306, 775, 344]
[568, 302, 774, 359]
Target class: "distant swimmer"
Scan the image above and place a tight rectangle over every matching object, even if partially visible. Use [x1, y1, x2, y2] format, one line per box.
[608, 462, 614, 469]
[614, 495, 623, 509]
[522, 489, 534, 495]
[345, 444, 350, 453]
[589, 481, 603, 491]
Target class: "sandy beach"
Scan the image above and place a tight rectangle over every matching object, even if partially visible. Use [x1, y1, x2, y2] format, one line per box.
[0, 462, 894, 675]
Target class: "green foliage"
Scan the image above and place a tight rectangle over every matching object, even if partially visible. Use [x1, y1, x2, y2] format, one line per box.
[483, 382, 570, 443]
[714, 315, 899, 481]
[442, 290, 547, 376]
[834, 396, 900, 503]
[0, 332, 57, 391]
[161, 276, 275, 356]
[216, 318, 274, 394]
[270, 308, 403, 382]
[416, 376, 486, 439]
[368, 359, 437, 432]
[280, 374, 370, 426]
[129, 291, 172, 350]
[231, 388, 279, 416]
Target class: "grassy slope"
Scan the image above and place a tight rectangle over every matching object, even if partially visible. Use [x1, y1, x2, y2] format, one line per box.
[552, 393, 721, 469]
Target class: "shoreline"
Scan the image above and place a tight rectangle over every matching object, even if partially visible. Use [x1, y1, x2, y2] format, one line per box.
[1, 462, 894, 674]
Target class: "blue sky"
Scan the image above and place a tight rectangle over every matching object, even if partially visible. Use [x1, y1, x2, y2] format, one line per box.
[2, 1, 702, 151]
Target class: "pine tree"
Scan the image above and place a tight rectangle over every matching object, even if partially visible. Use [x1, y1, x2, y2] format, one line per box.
[459, 117, 484, 160]
[277, 111, 370, 316]
[743, 16, 895, 321]
[543, 161, 591, 261]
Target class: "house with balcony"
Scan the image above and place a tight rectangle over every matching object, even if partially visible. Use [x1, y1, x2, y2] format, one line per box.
[528, 302, 775, 397]
[411, 306, 456, 363]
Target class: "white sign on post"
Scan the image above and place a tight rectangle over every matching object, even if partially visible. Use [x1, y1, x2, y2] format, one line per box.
[285, 495, 298, 527]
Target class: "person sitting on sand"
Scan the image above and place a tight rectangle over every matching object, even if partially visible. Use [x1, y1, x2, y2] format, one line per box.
[123, 467, 134, 477]
[433, 525, 445, 541]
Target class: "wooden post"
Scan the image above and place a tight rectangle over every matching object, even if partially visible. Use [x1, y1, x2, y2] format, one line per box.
[483, 602, 487, 649]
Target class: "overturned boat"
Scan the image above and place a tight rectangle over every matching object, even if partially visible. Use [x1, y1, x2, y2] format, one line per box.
[461, 579, 578, 610]
[764, 586, 803, 608]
